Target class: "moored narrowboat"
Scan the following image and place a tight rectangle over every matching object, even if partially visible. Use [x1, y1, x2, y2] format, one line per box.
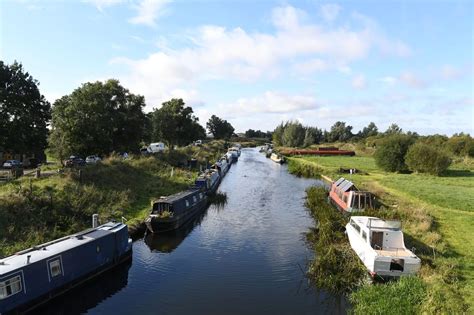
[145, 189, 208, 233]
[227, 148, 239, 162]
[346, 216, 421, 278]
[270, 153, 285, 164]
[328, 177, 376, 213]
[195, 169, 220, 195]
[0, 220, 132, 314]
[212, 156, 230, 178]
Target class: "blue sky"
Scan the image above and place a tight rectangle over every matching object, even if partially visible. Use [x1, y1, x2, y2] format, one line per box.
[1, 0, 473, 135]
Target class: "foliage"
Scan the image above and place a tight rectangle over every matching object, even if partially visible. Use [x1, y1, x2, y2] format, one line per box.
[384, 123, 403, 135]
[152, 98, 206, 147]
[305, 186, 366, 293]
[206, 115, 235, 139]
[446, 133, 474, 157]
[327, 121, 353, 142]
[0, 61, 51, 155]
[359, 122, 379, 138]
[405, 143, 451, 175]
[282, 121, 305, 147]
[303, 127, 323, 147]
[350, 276, 427, 315]
[374, 134, 415, 172]
[244, 129, 271, 139]
[287, 158, 322, 178]
[49, 79, 146, 160]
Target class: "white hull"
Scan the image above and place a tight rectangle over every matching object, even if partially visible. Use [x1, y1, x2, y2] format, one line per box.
[346, 217, 421, 278]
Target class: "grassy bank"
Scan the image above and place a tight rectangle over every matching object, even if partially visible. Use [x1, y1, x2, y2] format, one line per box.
[289, 155, 473, 313]
[0, 142, 228, 258]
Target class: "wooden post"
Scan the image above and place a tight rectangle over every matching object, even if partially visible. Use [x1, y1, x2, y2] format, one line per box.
[36, 168, 41, 178]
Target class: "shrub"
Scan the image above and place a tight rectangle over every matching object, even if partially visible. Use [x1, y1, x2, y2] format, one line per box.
[350, 276, 427, 315]
[374, 134, 415, 172]
[405, 143, 451, 175]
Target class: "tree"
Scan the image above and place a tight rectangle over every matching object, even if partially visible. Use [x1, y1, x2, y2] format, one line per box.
[0, 61, 51, 156]
[360, 122, 379, 138]
[374, 134, 415, 172]
[245, 129, 270, 138]
[282, 121, 305, 147]
[272, 122, 285, 146]
[303, 127, 323, 147]
[405, 143, 451, 175]
[152, 98, 205, 147]
[49, 79, 147, 159]
[328, 121, 353, 142]
[206, 115, 234, 139]
[385, 123, 403, 135]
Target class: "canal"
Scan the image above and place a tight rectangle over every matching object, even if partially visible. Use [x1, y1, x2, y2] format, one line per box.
[35, 148, 347, 314]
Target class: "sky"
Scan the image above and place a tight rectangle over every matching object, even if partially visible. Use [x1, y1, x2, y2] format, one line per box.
[1, 0, 473, 135]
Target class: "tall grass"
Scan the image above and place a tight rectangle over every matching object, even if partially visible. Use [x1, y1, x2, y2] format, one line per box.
[305, 186, 366, 293]
[287, 158, 322, 178]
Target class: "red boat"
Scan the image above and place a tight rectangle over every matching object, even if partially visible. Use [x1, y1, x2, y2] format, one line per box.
[329, 178, 376, 213]
[281, 148, 355, 156]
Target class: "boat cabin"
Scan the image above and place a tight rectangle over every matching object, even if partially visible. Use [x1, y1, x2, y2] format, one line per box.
[346, 216, 420, 277]
[151, 189, 206, 217]
[329, 178, 375, 213]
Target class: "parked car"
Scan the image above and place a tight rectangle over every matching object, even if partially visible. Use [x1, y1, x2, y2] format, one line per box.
[85, 155, 101, 164]
[2, 160, 23, 169]
[194, 140, 203, 146]
[65, 156, 86, 167]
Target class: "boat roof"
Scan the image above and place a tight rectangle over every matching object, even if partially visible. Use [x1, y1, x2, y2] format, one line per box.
[153, 189, 200, 204]
[351, 216, 401, 230]
[0, 222, 126, 275]
[334, 178, 356, 192]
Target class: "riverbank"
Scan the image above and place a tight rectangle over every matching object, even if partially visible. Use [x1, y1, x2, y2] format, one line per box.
[289, 155, 473, 313]
[0, 141, 231, 258]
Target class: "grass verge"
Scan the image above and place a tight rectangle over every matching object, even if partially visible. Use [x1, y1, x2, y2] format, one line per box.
[289, 155, 472, 313]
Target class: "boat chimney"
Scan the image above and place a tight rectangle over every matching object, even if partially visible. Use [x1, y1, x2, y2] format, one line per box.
[27, 255, 31, 264]
[92, 214, 99, 228]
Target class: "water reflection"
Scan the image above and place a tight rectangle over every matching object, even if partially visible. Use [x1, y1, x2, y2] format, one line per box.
[144, 207, 209, 253]
[30, 258, 132, 315]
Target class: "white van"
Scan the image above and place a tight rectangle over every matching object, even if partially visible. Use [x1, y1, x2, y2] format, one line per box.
[148, 142, 166, 153]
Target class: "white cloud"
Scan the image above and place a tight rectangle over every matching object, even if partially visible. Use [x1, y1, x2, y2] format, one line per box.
[112, 5, 411, 108]
[352, 74, 367, 89]
[82, 0, 124, 11]
[218, 91, 319, 118]
[129, 0, 171, 27]
[399, 71, 426, 88]
[319, 4, 341, 22]
[380, 76, 397, 85]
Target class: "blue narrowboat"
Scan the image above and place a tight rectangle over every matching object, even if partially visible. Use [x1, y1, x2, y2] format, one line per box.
[194, 169, 220, 195]
[145, 189, 208, 233]
[0, 221, 132, 314]
[214, 156, 230, 177]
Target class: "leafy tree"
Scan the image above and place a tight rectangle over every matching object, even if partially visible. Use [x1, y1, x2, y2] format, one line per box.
[304, 127, 323, 147]
[385, 123, 403, 135]
[206, 115, 234, 139]
[328, 121, 353, 142]
[272, 122, 285, 146]
[0, 61, 51, 156]
[245, 129, 270, 138]
[282, 121, 305, 147]
[49, 79, 147, 159]
[405, 143, 451, 175]
[446, 134, 473, 156]
[152, 98, 205, 147]
[374, 134, 415, 172]
[360, 122, 379, 138]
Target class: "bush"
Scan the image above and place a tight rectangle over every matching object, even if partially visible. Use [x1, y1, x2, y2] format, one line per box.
[350, 276, 427, 315]
[405, 143, 451, 175]
[374, 134, 415, 172]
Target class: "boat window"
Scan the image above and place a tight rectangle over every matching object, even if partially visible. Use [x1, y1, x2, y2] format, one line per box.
[200, 193, 204, 199]
[50, 259, 62, 277]
[193, 196, 197, 204]
[362, 231, 367, 241]
[185, 200, 190, 207]
[0, 275, 22, 299]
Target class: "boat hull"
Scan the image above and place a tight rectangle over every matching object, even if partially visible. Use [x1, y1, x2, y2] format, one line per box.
[145, 198, 208, 233]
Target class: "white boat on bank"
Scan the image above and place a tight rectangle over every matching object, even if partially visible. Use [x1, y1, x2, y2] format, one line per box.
[270, 153, 285, 164]
[346, 216, 421, 278]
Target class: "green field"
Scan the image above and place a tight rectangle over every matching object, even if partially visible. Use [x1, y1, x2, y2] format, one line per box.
[289, 155, 474, 312]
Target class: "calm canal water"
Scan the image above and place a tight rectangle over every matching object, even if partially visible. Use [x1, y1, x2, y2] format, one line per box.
[35, 148, 347, 315]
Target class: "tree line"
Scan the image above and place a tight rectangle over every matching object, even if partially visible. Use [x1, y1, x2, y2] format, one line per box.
[0, 61, 236, 161]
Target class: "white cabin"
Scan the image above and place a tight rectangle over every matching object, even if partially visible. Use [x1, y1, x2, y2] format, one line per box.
[346, 216, 421, 278]
[148, 142, 166, 153]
